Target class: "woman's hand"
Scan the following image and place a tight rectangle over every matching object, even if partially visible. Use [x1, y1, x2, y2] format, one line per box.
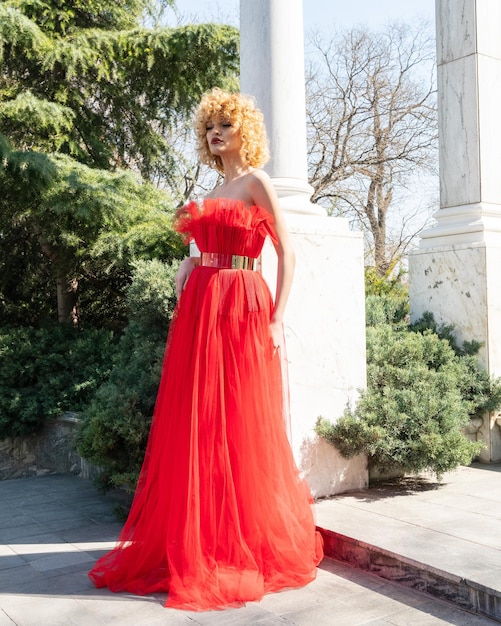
[175, 257, 199, 299]
[269, 318, 284, 354]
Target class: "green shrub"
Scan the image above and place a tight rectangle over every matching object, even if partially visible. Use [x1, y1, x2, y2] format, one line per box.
[77, 259, 179, 492]
[410, 310, 483, 357]
[364, 266, 409, 327]
[0, 324, 117, 438]
[365, 293, 408, 328]
[315, 283, 501, 477]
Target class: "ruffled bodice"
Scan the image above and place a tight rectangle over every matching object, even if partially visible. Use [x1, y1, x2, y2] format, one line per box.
[175, 197, 278, 258]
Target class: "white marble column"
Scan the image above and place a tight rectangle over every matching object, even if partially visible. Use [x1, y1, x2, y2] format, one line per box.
[240, 0, 368, 495]
[240, 0, 322, 215]
[409, 0, 501, 461]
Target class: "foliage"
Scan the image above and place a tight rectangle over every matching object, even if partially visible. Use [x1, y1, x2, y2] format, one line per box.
[7, 0, 165, 34]
[315, 284, 500, 477]
[77, 259, 179, 492]
[0, 139, 186, 326]
[364, 265, 409, 327]
[410, 310, 483, 358]
[0, 323, 117, 438]
[0, 1, 239, 180]
[0, 0, 238, 325]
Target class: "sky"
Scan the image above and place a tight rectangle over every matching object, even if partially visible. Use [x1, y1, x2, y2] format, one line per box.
[166, 0, 436, 35]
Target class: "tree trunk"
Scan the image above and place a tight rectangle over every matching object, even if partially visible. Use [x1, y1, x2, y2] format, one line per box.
[373, 226, 387, 276]
[56, 275, 79, 325]
[37, 233, 79, 325]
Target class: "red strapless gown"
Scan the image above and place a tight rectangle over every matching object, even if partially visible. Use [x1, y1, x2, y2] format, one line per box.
[88, 198, 323, 610]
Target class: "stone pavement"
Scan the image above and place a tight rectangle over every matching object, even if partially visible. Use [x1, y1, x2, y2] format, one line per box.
[0, 469, 499, 626]
[316, 462, 501, 623]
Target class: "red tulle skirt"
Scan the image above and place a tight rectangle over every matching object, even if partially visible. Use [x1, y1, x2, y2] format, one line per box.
[89, 210, 323, 610]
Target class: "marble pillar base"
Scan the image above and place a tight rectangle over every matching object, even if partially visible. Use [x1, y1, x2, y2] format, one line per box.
[261, 214, 368, 497]
[409, 242, 501, 462]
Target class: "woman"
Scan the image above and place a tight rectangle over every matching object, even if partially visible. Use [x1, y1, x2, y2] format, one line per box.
[88, 88, 323, 611]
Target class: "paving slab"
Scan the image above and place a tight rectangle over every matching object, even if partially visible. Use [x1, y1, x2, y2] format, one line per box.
[315, 463, 501, 623]
[0, 472, 499, 625]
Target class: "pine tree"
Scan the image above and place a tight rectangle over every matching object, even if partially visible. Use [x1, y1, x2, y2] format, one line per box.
[0, 0, 239, 324]
[0, 0, 239, 176]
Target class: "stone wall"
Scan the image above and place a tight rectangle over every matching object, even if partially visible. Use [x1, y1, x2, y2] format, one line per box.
[0, 412, 98, 480]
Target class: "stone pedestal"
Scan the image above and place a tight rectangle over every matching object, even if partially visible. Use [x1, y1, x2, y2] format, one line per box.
[240, 0, 368, 495]
[409, 0, 501, 462]
[261, 215, 367, 496]
[410, 244, 501, 462]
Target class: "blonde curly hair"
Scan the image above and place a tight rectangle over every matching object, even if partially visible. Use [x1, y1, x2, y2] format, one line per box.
[194, 88, 270, 174]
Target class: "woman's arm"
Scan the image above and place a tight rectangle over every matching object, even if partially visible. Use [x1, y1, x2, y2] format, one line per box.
[247, 170, 296, 347]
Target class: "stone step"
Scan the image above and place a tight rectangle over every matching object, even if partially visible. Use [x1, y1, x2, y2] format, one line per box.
[315, 469, 501, 624]
[319, 526, 501, 623]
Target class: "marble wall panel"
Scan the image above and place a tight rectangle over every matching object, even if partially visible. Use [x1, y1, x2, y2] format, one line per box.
[409, 245, 488, 365]
[437, 0, 475, 65]
[437, 0, 501, 62]
[478, 55, 501, 204]
[477, 0, 501, 59]
[438, 54, 480, 208]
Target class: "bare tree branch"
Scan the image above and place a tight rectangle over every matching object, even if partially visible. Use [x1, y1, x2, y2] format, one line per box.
[306, 19, 438, 274]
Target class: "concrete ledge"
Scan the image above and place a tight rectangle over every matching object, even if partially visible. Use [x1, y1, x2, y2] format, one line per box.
[319, 526, 501, 623]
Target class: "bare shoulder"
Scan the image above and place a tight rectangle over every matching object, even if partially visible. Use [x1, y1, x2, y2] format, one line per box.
[246, 169, 279, 214]
[247, 168, 273, 190]
[205, 187, 219, 199]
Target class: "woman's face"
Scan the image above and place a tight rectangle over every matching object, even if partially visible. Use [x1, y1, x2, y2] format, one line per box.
[205, 118, 242, 160]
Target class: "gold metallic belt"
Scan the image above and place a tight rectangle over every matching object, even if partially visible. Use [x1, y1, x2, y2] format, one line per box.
[200, 252, 256, 270]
